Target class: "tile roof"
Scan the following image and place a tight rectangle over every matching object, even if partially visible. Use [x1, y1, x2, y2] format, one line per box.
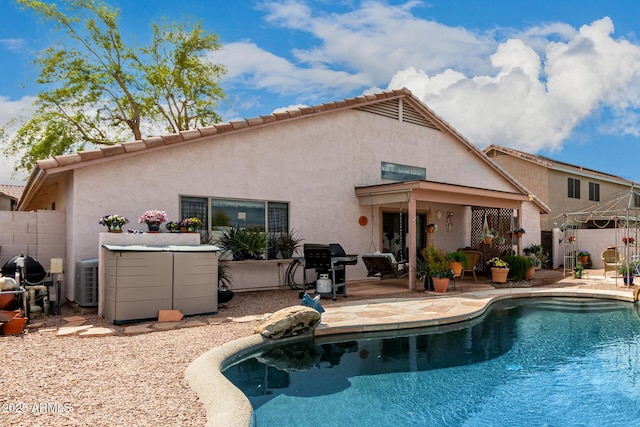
[35, 88, 417, 172]
[19, 88, 548, 214]
[0, 184, 24, 200]
[484, 144, 636, 185]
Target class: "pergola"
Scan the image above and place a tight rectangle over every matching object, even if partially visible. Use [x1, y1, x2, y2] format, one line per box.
[559, 187, 640, 278]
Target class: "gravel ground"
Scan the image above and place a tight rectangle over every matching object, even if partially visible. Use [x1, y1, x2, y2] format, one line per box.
[0, 269, 626, 426]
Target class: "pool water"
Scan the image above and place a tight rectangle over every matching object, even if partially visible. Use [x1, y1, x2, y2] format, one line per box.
[224, 298, 640, 426]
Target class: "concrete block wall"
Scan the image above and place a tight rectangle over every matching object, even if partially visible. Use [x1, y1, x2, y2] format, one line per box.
[0, 210, 66, 273]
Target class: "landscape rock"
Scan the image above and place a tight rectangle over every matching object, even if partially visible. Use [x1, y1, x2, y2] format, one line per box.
[254, 306, 320, 340]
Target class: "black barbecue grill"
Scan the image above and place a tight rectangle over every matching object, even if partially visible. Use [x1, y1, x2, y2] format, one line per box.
[303, 243, 357, 300]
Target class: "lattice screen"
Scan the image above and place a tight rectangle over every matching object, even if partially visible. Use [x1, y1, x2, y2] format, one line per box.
[471, 207, 515, 273]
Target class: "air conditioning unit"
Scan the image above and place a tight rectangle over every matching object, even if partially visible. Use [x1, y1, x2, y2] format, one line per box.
[75, 259, 98, 307]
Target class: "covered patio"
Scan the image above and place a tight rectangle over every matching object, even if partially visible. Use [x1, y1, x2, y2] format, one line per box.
[356, 180, 542, 290]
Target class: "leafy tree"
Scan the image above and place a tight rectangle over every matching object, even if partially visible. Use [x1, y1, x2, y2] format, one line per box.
[2, 0, 225, 173]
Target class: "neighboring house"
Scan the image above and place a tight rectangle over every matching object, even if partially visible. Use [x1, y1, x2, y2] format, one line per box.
[18, 88, 547, 303]
[0, 185, 24, 211]
[484, 145, 639, 231]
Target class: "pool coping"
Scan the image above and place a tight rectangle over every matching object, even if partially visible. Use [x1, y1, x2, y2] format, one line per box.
[185, 288, 636, 427]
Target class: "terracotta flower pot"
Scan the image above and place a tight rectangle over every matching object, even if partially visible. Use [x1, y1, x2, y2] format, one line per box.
[449, 261, 463, 277]
[0, 293, 18, 310]
[524, 266, 535, 280]
[491, 267, 509, 283]
[432, 277, 450, 293]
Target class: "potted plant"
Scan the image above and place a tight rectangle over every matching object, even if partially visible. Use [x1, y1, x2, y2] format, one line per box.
[421, 245, 453, 292]
[427, 259, 454, 293]
[513, 227, 526, 237]
[138, 210, 168, 232]
[217, 260, 234, 304]
[165, 221, 180, 232]
[180, 217, 202, 232]
[618, 263, 636, 285]
[98, 214, 129, 232]
[216, 225, 268, 260]
[486, 257, 510, 283]
[445, 251, 467, 278]
[577, 250, 590, 264]
[574, 263, 584, 279]
[415, 257, 429, 284]
[275, 229, 303, 259]
[525, 256, 541, 280]
[480, 229, 497, 244]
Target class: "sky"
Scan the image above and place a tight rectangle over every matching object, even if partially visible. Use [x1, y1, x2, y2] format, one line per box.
[1, 0, 640, 186]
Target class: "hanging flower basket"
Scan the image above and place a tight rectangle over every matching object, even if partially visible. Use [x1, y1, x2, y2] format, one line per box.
[426, 224, 437, 233]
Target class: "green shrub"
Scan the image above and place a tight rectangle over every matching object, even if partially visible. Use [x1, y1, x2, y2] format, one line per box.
[503, 255, 529, 281]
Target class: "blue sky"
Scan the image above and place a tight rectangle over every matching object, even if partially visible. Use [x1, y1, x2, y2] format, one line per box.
[1, 0, 640, 185]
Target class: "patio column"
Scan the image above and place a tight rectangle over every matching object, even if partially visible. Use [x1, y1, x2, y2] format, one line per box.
[408, 193, 417, 291]
[517, 203, 523, 255]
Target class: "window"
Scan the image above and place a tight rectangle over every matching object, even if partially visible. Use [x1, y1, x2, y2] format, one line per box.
[180, 195, 289, 232]
[381, 162, 426, 181]
[568, 177, 580, 199]
[588, 182, 600, 202]
[181, 197, 208, 228]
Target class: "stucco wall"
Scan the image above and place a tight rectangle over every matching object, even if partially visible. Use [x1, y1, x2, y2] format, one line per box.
[0, 210, 65, 283]
[551, 227, 629, 270]
[52, 109, 538, 296]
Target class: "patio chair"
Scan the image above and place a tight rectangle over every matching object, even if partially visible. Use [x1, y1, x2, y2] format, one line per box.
[601, 249, 622, 277]
[361, 252, 409, 279]
[459, 250, 482, 281]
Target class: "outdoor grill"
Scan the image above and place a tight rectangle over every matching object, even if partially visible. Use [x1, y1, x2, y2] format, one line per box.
[303, 243, 357, 300]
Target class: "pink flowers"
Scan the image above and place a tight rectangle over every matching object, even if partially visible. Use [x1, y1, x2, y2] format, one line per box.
[138, 210, 168, 224]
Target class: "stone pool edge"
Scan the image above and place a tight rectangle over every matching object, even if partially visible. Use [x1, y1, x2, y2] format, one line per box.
[185, 288, 636, 427]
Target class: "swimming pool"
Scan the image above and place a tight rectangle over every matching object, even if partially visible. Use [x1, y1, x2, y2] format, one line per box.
[224, 298, 640, 426]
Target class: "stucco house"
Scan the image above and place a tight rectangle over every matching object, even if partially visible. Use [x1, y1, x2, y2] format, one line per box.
[483, 145, 640, 232]
[0, 184, 23, 211]
[18, 88, 547, 303]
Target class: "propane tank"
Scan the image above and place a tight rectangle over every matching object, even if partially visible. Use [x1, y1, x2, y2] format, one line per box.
[316, 273, 332, 294]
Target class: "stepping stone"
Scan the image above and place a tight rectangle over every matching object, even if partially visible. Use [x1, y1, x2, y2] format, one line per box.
[27, 322, 44, 329]
[232, 315, 265, 323]
[177, 320, 206, 329]
[158, 309, 184, 322]
[64, 319, 88, 327]
[207, 317, 232, 325]
[38, 328, 58, 333]
[79, 327, 116, 337]
[63, 316, 87, 323]
[56, 325, 94, 337]
[122, 324, 154, 335]
[152, 322, 180, 331]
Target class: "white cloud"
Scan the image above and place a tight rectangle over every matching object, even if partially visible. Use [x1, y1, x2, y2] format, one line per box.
[217, 2, 640, 155]
[209, 41, 370, 100]
[0, 38, 26, 52]
[0, 96, 37, 185]
[388, 17, 640, 152]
